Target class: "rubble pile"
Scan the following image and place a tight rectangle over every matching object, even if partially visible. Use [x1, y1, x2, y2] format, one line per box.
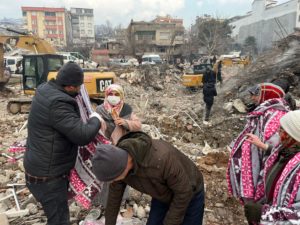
[219, 30, 300, 103]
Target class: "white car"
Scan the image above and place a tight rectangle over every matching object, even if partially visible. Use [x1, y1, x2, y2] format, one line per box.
[141, 54, 162, 65]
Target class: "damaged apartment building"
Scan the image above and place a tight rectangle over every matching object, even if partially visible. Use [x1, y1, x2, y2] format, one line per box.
[230, 0, 300, 52]
[127, 16, 185, 62]
[21, 6, 95, 48]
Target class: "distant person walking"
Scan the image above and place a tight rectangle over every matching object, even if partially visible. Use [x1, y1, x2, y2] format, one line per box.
[202, 66, 217, 123]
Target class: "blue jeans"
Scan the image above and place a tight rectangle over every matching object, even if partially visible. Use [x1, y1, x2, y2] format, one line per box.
[147, 190, 205, 225]
[26, 177, 70, 225]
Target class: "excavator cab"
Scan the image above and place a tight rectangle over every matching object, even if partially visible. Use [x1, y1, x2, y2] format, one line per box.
[22, 54, 63, 94]
[182, 63, 212, 90]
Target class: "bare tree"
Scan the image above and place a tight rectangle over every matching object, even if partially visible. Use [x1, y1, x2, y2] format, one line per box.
[192, 17, 233, 55]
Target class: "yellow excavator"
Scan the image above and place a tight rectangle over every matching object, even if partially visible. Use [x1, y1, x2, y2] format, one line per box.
[0, 28, 116, 114]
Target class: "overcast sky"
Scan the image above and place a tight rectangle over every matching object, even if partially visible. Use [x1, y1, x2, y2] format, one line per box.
[0, 0, 288, 28]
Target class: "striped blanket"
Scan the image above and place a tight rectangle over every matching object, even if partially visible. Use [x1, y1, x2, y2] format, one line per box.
[261, 152, 300, 224]
[68, 86, 110, 209]
[227, 98, 289, 204]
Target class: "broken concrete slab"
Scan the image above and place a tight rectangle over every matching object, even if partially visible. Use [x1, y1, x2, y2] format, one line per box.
[4, 208, 29, 218]
[233, 99, 247, 113]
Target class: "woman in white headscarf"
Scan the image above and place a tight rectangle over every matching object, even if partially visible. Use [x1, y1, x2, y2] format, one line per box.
[96, 84, 141, 145]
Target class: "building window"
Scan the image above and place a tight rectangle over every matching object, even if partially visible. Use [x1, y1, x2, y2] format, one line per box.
[81, 30, 85, 34]
[31, 12, 37, 16]
[45, 12, 56, 16]
[88, 23, 92, 27]
[22, 11, 27, 16]
[88, 30, 92, 35]
[160, 32, 170, 40]
[136, 31, 156, 41]
[59, 30, 63, 34]
[76, 8, 82, 14]
[84, 9, 92, 14]
[32, 20, 36, 25]
[57, 20, 62, 25]
[80, 23, 84, 27]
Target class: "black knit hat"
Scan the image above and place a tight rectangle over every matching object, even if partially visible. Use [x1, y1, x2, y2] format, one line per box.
[56, 62, 84, 86]
[92, 144, 128, 182]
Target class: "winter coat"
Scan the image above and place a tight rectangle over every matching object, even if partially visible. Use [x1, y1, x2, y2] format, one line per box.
[24, 80, 101, 177]
[203, 83, 217, 106]
[202, 69, 216, 85]
[105, 132, 204, 225]
[96, 103, 141, 145]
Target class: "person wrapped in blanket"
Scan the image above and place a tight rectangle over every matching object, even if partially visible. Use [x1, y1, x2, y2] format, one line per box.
[95, 84, 142, 207]
[96, 84, 142, 145]
[227, 83, 290, 207]
[243, 110, 300, 224]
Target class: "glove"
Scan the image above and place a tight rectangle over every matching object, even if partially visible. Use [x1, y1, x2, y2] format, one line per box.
[89, 112, 104, 124]
[244, 202, 263, 223]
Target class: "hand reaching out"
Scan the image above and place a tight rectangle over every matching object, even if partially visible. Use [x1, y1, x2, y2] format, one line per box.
[114, 118, 127, 127]
[245, 133, 268, 151]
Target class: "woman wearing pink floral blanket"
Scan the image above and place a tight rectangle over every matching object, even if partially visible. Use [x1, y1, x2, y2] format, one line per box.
[243, 110, 300, 224]
[227, 83, 290, 207]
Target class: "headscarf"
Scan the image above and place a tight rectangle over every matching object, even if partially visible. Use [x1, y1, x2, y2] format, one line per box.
[103, 84, 125, 118]
[280, 111, 300, 152]
[258, 83, 285, 104]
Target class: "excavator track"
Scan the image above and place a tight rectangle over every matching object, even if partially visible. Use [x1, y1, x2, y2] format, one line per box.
[7, 98, 32, 114]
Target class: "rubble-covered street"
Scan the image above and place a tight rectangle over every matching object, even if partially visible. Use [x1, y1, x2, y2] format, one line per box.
[1, 26, 300, 225]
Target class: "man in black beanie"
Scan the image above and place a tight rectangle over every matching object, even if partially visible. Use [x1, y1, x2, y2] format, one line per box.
[24, 62, 102, 225]
[92, 131, 205, 225]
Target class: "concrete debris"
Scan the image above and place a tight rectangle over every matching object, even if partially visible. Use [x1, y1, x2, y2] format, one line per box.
[4, 208, 29, 218]
[232, 99, 247, 113]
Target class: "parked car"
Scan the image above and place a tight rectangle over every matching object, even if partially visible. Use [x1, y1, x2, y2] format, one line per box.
[141, 54, 162, 65]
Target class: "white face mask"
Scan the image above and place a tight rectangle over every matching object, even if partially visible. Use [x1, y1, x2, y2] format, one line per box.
[107, 95, 121, 106]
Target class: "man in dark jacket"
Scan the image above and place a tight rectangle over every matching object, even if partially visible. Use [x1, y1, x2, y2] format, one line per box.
[24, 62, 102, 225]
[92, 131, 205, 225]
[202, 66, 217, 122]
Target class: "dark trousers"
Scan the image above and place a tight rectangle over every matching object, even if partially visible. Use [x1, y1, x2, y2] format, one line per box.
[204, 104, 212, 121]
[217, 72, 222, 84]
[26, 177, 70, 225]
[147, 190, 205, 225]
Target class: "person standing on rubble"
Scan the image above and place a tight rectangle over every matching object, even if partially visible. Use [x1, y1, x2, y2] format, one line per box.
[242, 111, 300, 224]
[227, 83, 290, 206]
[95, 84, 142, 207]
[92, 131, 205, 225]
[24, 62, 102, 225]
[202, 66, 217, 123]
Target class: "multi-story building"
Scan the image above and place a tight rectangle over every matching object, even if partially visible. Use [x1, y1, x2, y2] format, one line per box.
[21, 7, 68, 48]
[70, 8, 95, 46]
[230, 0, 300, 51]
[127, 16, 184, 60]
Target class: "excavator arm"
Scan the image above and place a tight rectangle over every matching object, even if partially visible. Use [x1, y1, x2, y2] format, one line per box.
[0, 35, 56, 54]
[0, 29, 56, 90]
